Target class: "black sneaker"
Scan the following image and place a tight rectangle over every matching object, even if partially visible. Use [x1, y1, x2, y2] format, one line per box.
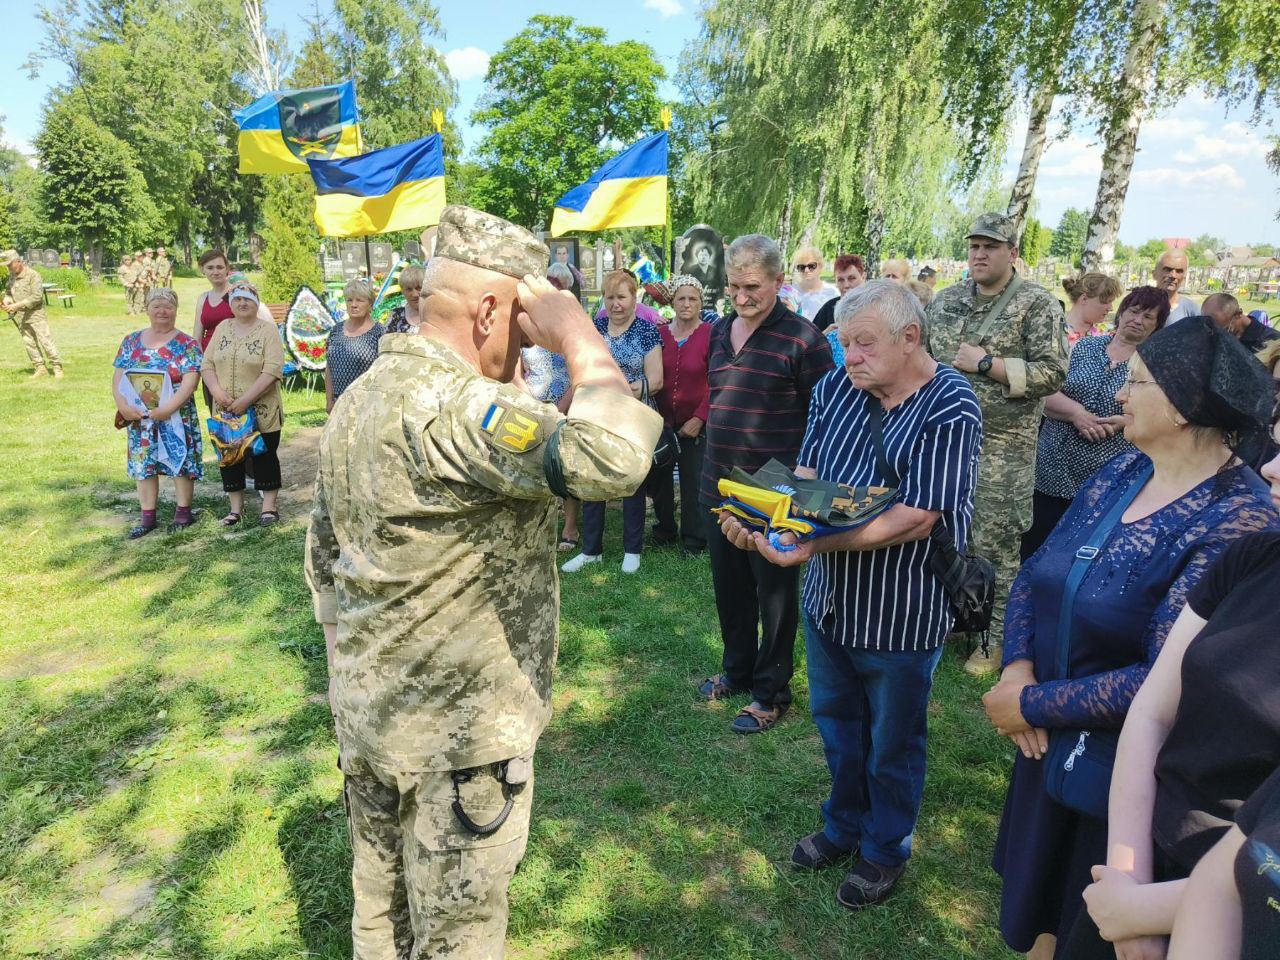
[836, 859, 905, 909]
[790, 831, 853, 871]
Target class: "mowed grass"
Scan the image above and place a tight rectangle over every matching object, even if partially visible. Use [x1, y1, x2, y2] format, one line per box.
[0, 278, 1019, 959]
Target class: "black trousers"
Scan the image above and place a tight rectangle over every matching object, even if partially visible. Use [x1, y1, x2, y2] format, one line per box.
[219, 430, 282, 493]
[1058, 848, 1183, 960]
[706, 509, 799, 707]
[582, 493, 645, 556]
[1020, 490, 1074, 562]
[650, 433, 708, 552]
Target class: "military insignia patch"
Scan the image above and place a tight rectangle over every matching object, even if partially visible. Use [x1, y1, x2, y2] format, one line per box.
[277, 88, 343, 161]
[482, 402, 544, 453]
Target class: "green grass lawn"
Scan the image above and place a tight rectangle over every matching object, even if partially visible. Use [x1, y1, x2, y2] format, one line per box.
[0, 279, 1018, 959]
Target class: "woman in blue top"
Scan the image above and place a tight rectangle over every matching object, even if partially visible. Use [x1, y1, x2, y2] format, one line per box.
[562, 270, 662, 575]
[981, 317, 1280, 959]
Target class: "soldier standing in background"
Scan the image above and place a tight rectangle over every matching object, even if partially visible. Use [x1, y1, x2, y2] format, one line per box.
[140, 248, 156, 303]
[125, 251, 145, 315]
[925, 213, 1067, 674]
[152, 246, 174, 288]
[305, 205, 660, 960]
[116, 254, 134, 307]
[1, 250, 63, 378]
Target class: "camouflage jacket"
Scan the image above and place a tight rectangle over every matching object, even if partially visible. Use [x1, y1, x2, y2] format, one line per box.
[306, 333, 662, 774]
[925, 273, 1067, 453]
[151, 256, 173, 285]
[4, 267, 46, 326]
[120, 262, 142, 287]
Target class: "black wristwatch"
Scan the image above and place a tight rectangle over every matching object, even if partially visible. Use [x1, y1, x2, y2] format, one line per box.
[977, 354, 994, 376]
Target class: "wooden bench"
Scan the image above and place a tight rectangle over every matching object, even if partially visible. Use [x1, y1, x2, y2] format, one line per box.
[58, 292, 75, 308]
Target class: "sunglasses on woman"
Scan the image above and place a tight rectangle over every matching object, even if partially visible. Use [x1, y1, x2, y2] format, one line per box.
[795, 262, 819, 272]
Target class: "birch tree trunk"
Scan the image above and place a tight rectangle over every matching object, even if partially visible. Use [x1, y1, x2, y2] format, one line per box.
[243, 0, 281, 95]
[1080, 0, 1161, 271]
[796, 165, 830, 248]
[778, 180, 795, 254]
[1007, 82, 1055, 244]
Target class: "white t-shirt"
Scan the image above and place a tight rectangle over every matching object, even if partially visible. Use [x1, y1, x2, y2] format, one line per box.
[798, 284, 838, 320]
[1165, 296, 1201, 324]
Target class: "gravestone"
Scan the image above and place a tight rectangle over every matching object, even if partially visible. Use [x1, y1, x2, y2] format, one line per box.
[673, 225, 726, 310]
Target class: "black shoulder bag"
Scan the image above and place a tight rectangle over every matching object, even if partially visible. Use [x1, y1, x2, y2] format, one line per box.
[1042, 461, 1153, 821]
[866, 397, 995, 637]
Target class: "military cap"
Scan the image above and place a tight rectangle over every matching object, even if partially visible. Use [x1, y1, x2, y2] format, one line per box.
[967, 212, 1017, 244]
[434, 204, 548, 279]
[0, 249, 20, 266]
[145, 247, 154, 254]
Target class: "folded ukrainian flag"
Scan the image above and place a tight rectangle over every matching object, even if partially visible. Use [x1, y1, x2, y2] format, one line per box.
[307, 134, 446, 238]
[234, 81, 363, 175]
[549, 132, 668, 237]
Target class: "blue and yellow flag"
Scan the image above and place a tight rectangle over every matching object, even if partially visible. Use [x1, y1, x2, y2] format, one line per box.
[233, 81, 363, 175]
[549, 132, 668, 237]
[307, 134, 446, 238]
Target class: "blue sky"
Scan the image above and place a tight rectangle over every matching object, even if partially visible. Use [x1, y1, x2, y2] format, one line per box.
[5, 0, 1279, 247]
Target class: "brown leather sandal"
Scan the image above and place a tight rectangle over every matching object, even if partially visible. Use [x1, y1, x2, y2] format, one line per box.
[731, 701, 787, 734]
[698, 674, 745, 701]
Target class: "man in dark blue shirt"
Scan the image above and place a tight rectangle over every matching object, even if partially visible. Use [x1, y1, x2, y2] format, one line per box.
[719, 280, 982, 908]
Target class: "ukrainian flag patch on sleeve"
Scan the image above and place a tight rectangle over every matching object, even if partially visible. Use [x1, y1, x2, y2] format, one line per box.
[481, 401, 544, 453]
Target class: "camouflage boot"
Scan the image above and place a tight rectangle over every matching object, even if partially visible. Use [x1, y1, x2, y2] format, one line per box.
[963, 641, 1002, 676]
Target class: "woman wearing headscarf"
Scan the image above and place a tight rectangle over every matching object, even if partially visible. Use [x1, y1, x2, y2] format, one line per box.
[982, 317, 1280, 960]
[1021, 286, 1170, 559]
[1064, 415, 1280, 957]
[112, 288, 204, 538]
[651, 274, 713, 554]
[201, 280, 287, 527]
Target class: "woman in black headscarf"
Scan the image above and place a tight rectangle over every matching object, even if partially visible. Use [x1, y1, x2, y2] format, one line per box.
[982, 317, 1280, 959]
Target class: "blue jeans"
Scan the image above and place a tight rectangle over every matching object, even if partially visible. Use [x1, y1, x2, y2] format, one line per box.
[804, 610, 943, 867]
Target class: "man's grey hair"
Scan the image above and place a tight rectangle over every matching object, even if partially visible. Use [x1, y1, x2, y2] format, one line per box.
[726, 234, 784, 277]
[344, 277, 375, 302]
[835, 279, 928, 338]
[546, 263, 574, 287]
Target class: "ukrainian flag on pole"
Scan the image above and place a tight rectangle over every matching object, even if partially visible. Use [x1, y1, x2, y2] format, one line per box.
[234, 81, 363, 175]
[550, 132, 668, 237]
[307, 134, 446, 237]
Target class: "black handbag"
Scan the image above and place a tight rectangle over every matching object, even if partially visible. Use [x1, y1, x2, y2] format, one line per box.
[1043, 462, 1152, 820]
[638, 374, 680, 470]
[867, 396, 995, 636]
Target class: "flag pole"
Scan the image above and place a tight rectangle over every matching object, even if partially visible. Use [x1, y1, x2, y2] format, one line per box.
[660, 107, 672, 280]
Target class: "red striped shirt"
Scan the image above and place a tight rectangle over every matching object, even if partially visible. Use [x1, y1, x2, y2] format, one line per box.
[699, 301, 834, 504]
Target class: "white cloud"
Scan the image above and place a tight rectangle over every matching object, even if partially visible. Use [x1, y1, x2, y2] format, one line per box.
[644, 0, 685, 16]
[1038, 135, 1103, 178]
[1169, 129, 1270, 164]
[1132, 163, 1246, 190]
[444, 47, 490, 82]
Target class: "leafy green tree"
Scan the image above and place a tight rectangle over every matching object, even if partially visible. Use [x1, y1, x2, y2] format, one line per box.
[1050, 207, 1090, 265]
[1138, 238, 1169, 261]
[259, 175, 321, 301]
[469, 15, 665, 230]
[35, 100, 158, 274]
[1021, 216, 1048, 266]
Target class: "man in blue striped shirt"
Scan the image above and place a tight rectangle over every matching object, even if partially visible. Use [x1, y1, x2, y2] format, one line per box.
[718, 280, 983, 908]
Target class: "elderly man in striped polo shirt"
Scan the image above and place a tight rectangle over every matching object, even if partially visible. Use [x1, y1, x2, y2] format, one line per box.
[719, 280, 983, 908]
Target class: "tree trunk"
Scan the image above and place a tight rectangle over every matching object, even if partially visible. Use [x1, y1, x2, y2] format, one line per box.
[1080, 0, 1161, 271]
[796, 165, 830, 249]
[777, 180, 795, 254]
[1007, 82, 1055, 244]
[865, 206, 885, 276]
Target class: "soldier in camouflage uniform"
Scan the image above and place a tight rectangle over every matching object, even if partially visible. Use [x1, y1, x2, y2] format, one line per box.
[305, 205, 661, 960]
[124, 251, 145, 315]
[116, 253, 134, 295]
[152, 247, 174, 288]
[924, 214, 1067, 674]
[140, 248, 156, 303]
[1, 250, 63, 378]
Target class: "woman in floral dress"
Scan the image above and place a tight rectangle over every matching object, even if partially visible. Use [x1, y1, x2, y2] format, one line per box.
[112, 288, 204, 539]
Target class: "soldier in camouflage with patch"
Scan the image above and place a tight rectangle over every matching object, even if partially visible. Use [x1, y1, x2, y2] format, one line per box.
[924, 213, 1067, 674]
[124, 251, 145, 315]
[139, 248, 156, 303]
[152, 246, 174, 288]
[305, 204, 662, 960]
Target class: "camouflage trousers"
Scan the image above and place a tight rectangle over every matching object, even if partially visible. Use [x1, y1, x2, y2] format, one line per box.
[341, 754, 534, 960]
[17, 319, 61, 370]
[968, 473, 1034, 647]
[127, 285, 145, 314]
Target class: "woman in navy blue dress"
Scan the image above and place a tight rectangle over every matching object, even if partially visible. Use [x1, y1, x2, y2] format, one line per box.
[981, 318, 1280, 959]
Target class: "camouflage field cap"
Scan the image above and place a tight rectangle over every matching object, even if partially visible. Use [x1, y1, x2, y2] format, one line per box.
[967, 212, 1017, 244]
[0, 249, 19, 266]
[434, 205, 548, 280]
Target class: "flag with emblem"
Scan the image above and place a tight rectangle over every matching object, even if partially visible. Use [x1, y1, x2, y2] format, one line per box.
[233, 81, 363, 175]
[549, 132, 668, 237]
[307, 134, 446, 237]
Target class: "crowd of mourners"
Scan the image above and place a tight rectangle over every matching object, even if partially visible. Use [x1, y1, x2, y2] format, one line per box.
[94, 216, 1280, 959]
